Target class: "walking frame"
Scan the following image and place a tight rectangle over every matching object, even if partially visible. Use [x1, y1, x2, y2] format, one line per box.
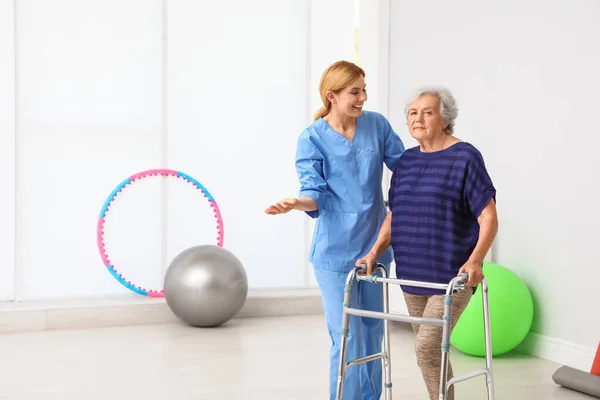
[336, 263, 494, 400]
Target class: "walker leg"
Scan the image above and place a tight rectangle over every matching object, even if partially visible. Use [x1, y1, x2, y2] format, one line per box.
[379, 266, 393, 399]
[482, 281, 495, 399]
[438, 293, 453, 400]
[335, 269, 357, 400]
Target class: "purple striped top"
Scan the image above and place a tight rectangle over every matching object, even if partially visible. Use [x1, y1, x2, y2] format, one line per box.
[388, 142, 496, 295]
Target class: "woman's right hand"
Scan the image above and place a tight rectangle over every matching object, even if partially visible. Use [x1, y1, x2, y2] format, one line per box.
[355, 252, 378, 275]
[264, 198, 299, 215]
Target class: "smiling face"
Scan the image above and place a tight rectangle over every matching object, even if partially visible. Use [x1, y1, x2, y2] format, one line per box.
[328, 76, 368, 118]
[407, 94, 447, 140]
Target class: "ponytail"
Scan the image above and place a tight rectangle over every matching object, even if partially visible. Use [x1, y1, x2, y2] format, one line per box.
[312, 106, 329, 122]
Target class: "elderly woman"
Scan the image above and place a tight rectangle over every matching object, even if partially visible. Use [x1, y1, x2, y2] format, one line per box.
[356, 87, 498, 400]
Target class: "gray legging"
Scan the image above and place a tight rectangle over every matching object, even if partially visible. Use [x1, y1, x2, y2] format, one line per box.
[403, 289, 473, 400]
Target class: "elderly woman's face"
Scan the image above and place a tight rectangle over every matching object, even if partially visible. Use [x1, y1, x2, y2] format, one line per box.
[407, 94, 446, 140]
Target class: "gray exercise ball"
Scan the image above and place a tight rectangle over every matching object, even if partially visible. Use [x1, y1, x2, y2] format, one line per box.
[164, 245, 248, 327]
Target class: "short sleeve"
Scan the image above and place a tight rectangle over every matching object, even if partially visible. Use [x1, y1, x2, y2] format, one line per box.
[382, 116, 405, 172]
[464, 148, 496, 218]
[295, 135, 328, 218]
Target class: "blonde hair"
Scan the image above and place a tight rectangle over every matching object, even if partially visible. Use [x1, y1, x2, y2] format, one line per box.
[313, 61, 366, 121]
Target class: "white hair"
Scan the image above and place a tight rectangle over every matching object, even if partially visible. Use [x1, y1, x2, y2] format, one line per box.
[404, 86, 459, 135]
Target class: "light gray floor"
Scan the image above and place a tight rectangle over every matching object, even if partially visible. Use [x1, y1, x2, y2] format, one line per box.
[0, 314, 594, 399]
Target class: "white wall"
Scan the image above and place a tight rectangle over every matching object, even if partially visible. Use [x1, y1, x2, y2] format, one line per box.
[388, 0, 600, 370]
[165, 0, 311, 289]
[0, 0, 359, 303]
[0, 0, 15, 301]
[15, 0, 165, 300]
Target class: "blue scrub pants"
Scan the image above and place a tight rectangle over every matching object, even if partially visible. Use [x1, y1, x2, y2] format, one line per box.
[314, 265, 387, 400]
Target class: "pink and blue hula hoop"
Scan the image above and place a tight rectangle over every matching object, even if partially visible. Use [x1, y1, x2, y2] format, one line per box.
[96, 169, 224, 298]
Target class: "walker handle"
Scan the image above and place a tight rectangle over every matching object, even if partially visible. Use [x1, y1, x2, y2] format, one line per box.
[357, 263, 373, 278]
[356, 263, 380, 283]
[357, 263, 367, 274]
[457, 272, 469, 285]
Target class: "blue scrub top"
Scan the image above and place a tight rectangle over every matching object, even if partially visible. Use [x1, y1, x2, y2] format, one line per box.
[296, 110, 405, 273]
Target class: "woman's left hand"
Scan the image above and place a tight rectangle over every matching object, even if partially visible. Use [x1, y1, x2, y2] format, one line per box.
[458, 260, 485, 287]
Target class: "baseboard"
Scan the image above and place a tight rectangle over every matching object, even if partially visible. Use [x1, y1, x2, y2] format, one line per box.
[516, 331, 597, 372]
[0, 287, 324, 334]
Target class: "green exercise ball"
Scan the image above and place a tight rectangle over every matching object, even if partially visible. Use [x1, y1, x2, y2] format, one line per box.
[451, 262, 534, 357]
